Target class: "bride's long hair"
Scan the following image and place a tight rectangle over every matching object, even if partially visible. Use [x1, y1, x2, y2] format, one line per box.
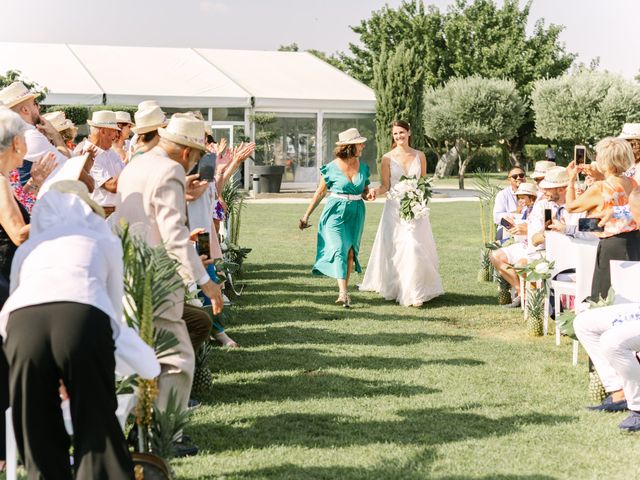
[391, 120, 412, 148]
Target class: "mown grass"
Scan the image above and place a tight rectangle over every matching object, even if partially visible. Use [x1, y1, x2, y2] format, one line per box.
[172, 201, 640, 480]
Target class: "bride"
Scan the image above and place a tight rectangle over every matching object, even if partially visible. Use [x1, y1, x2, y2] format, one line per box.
[359, 120, 444, 307]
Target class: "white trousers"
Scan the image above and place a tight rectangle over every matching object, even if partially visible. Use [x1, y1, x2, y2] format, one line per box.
[574, 303, 640, 410]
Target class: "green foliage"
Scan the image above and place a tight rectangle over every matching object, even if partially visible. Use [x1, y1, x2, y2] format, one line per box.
[557, 287, 616, 341]
[151, 388, 191, 460]
[424, 76, 526, 187]
[0, 69, 48, 102]
[474, 172, 501, 243]
[373, 42, 426, 157]
[306, 49, 346, 71]
[92, 104, 137, 116]
[278, 43, 299, 52]
[250, 113, 278, 165]
[44, 104, 89, 126]
[532, 71, 640, 145]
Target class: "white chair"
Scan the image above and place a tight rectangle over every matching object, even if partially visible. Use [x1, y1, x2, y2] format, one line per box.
[610, 260, 640, 303]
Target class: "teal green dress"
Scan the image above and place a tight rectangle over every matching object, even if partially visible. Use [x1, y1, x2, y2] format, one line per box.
[312, 160, 370, 279]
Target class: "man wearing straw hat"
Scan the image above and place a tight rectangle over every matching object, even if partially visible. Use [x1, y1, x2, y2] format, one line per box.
[116, 113, 224, 455]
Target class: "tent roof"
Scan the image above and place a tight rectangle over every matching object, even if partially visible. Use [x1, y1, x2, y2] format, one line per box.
[0, 42, 375, 112]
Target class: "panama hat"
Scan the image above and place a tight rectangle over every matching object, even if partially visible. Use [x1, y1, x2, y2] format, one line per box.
[87, 110, 120, 130]
[0, 81, 37, 109]
[532, 160, 556, 179]
[158, 113, 206, 151]
[131, 106, 167, 134]
[618, 123, 640, 140]
[49, 180, 105, 218]
[336, 128, 367, 145]
[137, 100, 161, 111]
[115, 111, 134, 126]
[515, 182, 538, 197]
[539, 166, 569, 189]
[42, 111, 74, 132]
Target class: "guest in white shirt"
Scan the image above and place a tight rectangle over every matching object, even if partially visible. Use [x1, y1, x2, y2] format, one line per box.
[493, 167, 526, 240]
[75, 111, 124, 206]
[0, 181, 134, 479]
[531, 160, 555, 200]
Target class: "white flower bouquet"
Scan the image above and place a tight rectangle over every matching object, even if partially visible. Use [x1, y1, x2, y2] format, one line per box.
[388, 175, 433, 222]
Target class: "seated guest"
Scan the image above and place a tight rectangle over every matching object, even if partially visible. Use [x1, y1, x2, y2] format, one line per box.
[531, 160, 555, 199]
[565, 137, 640, 301]
[493, 166, 526, 241]
[0, 180, 134, 478]
[618, 123, 640, 179]
[490, 182, 538, 307]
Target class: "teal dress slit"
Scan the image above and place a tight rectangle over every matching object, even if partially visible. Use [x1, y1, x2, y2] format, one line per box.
[312, 160, 370, 280]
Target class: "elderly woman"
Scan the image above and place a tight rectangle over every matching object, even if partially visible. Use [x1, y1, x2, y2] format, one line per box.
[0, 178, 134, 478]
[566, 137, 640, 300]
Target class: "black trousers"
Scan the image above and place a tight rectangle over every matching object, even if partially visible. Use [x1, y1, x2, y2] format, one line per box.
[3, 302, 134, 480]
[0, 273, 11, 460]
[591, 230, 640, 301]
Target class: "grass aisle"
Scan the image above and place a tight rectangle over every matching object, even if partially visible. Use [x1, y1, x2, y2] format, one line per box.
[174, 202, 640, 480]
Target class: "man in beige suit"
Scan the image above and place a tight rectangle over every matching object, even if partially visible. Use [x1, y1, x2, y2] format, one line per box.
[116, 114, 223, 427]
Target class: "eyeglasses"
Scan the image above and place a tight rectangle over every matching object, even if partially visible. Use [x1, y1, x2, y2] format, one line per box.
[510, 173, 525, 180]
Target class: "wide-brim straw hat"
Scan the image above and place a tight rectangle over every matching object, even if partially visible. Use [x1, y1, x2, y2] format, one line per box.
[49, 180, 105, 218]
[87, 110, 120, 130]
[539, 166, 569, 188]
[532, 160, 556, 179]
[42, 111, 74, 132]
[158, 113, 206, 151]
[137, 100, 161, 111]
[515, 182, 538, 197]
[0, 81, 37, 109]
[336, 127, 367, 145]
[131, 106, 167, 135]
[618, 123, 640, 140]
[115, 111, 135, 126]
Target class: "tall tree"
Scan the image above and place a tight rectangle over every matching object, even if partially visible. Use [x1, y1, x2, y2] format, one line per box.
[424, 76, 525, 189]
[372, 42, 426, 159]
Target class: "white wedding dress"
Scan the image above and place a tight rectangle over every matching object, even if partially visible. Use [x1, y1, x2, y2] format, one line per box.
[359, 153, 444, 306]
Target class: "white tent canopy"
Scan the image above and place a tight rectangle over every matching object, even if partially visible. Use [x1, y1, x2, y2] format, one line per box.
[0, 42, 375, 112]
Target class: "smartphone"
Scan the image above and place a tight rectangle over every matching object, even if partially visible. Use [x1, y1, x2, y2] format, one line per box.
[196, 232, 211, 259]
[500, 217, 514, 229]
[544, 208, 552, 229]
[574, 145, 586, 165]
[578, 217, 605, 232]
[198, 153, 217, 182]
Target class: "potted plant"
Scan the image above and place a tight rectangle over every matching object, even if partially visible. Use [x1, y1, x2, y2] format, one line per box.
[250, 113, 285, 193]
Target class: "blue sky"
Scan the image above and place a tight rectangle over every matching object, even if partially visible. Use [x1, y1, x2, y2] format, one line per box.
[2, 0, 638, 79]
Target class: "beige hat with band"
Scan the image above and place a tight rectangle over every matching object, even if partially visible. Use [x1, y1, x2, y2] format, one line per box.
[515, 182, 538, 197]
[336, 127, 367, 145]
[131, 106, 167, 135]
[42, 111, 74, 132]
[87, 110, 121, 130]
[618, 123, 640, 140]
[115, 111, 134, 126]
[158, 113, 206, 151]
[0, 82, 37, 109]
[539, 166, 569, 189]
[532, 160, 556, 179]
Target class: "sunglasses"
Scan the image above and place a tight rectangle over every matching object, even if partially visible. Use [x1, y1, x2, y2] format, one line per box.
[510, 173, 525, 180]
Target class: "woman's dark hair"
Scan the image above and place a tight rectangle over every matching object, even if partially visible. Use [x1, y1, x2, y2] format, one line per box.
[142, 130, 159, 143]
[334, 143, 358, 159]
[391, 120, 411, 148]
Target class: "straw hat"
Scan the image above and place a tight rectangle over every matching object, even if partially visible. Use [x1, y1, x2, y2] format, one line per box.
[158, 113, 206, 151]
[115, 111, 134, 126]
[539, 166, 569, 188]
[532, 160, 556, 179]
[336, 128, 367, 145]
[131, 106, 167, 134]
[515, 182, 538, 197]
[49, 180, 105, 218]
[618, 123, 640, 140]
[87, 110, 120, 130]
[0, 81, 37, 109]
[42, 111, 74, 132]
[137, 100, 161, 111]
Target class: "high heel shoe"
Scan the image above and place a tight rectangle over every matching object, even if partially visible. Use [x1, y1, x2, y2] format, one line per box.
[335, 292, 350, 308]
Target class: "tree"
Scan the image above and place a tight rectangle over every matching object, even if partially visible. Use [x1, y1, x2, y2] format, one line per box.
[0, 69, 47, 102]
[424, 76, 525, 189]
[372, 42, 426, 161]
[532, 71, 640, 147]
[277, 43, 299, 52]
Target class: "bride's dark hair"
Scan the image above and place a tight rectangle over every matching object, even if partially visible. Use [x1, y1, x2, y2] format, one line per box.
[391, 120, 411, 148]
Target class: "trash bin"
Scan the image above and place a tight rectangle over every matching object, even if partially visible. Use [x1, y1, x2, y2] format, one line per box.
[252, 174, 261, 195]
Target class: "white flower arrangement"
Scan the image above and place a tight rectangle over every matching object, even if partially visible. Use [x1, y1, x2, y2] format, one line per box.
[388, 175, 433, 222]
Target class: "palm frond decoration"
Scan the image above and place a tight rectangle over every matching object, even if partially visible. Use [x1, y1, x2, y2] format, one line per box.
[474, 171, 501, 245]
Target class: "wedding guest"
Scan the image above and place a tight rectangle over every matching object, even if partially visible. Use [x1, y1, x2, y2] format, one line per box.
[42, 111, 76, 153]
[493, 166, 526, 241]
[128, 105, 167, 161]
[565, 137, 640, 300]
[113, 111, 134, 162]
[300, 128, 375, 307]
[531, 160, 555, 199]
[617, 123, 640, 180]
[0, 180, 134, 478]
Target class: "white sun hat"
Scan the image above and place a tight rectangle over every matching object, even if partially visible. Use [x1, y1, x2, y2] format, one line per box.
[115, 111, 135, 126]
[618, 123, 640, 140]
[0, 81, 37, 109]
[131, 106, 167, 135]
[336, 127, 367, 145]
[515, 182, 538, 197]
[87, 110, 121, 130]
[539, 166, 569, 189]
[42, 111, 75, 132]
[137, 100, 161, 111]
[532, 160, 556, 179]
[158, 113, 206, 151]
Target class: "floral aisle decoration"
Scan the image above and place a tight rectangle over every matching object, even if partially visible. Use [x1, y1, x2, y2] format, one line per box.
[512, 258, 554, 336]
[388, 175, 433, 222]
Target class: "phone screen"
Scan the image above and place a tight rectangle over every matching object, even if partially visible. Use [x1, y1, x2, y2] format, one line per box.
[198, 153, 217, 182]
[544, 208, 552, 229]
[578, 218, 604, 232]
[575, 146, 586, 165]
[196, 232, 211, 258]
[500, 217, 514, 229]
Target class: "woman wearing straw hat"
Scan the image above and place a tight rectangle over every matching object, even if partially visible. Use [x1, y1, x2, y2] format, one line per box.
[300, 128, 375, 307]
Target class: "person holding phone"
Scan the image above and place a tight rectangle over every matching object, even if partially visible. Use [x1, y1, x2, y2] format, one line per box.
[300, 128, 375, 307]
[493, 167, 526, 241]
[565, 137, 640, 300]
[528, 167, 571, 253]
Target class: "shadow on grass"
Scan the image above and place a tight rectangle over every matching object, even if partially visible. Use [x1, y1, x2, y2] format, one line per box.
[191, 407, 575, 455]
[201, 372, 438, 404]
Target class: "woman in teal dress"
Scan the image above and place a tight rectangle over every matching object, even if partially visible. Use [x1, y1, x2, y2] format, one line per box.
[299, 128, 376, 307]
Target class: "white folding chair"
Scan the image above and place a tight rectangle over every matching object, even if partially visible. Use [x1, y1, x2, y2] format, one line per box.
[545, 232, 578, 339]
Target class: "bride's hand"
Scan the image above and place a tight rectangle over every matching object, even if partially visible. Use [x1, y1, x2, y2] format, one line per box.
[366, 189, 377, 201]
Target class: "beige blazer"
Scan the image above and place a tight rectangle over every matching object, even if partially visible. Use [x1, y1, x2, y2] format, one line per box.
[116, 146, 207, 322]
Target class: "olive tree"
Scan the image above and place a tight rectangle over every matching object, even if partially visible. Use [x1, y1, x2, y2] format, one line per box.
[424, 76, 525, 189]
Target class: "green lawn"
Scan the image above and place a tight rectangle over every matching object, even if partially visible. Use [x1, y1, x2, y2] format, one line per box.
[173, 202, 640, 480]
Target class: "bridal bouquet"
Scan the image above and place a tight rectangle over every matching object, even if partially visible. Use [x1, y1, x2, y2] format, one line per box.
[388, 175, 433, 222]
